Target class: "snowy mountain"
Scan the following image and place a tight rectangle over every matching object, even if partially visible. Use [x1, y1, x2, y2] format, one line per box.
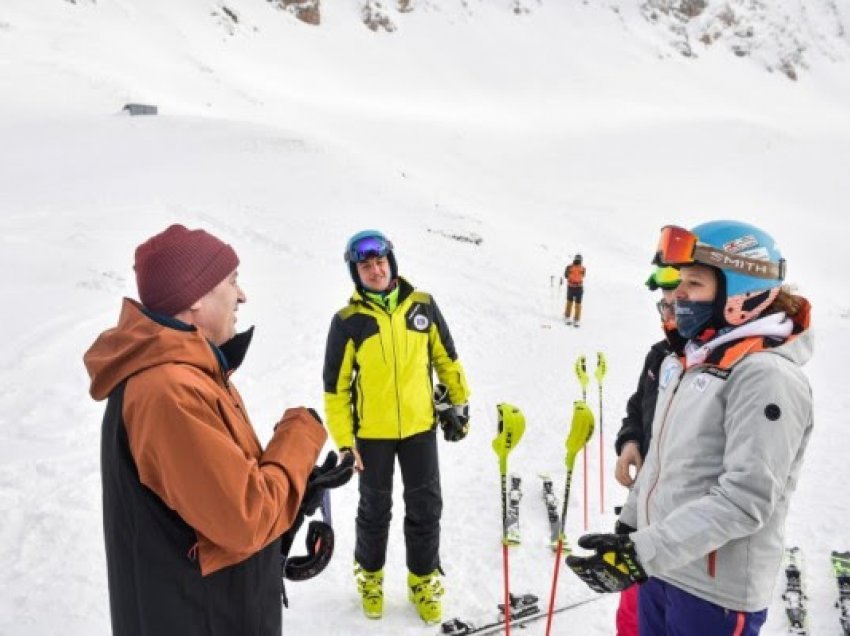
[271, 0, 850, 79]
[1, 1, 850, 634]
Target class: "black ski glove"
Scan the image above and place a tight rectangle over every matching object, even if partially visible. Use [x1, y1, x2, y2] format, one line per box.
[615, 520, 636, 535]
[280, 451, 355, 564]
[434, 383, 470, 442]
[300, 451, 355, 517]
[566, 533, 648, 594]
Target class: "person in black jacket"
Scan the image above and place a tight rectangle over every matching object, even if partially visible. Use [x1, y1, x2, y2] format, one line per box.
[614, 266, 684, 487]
[611, 266, 683, 636]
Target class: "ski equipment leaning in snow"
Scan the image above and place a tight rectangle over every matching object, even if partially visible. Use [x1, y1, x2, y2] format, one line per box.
[439, 593, 605, 636]
[832, 551, 850, 636]
[594, 352, 607, 515]
[569, 220, 813, 635]
[545, 400, 594, 636]
[781, 546, 807, 635]
[574, 354, 591, 531]
[83, 224, 328, 636]
[539, 474, 561, 551]
[504, 474, 523, 545]
[492, 403, 526, 636]
[323, 229, 471, 624]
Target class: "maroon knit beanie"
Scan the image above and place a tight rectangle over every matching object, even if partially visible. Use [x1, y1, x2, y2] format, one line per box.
[134, 224, 240, 316]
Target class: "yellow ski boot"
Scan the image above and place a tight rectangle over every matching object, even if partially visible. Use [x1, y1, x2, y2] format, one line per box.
[408, 569, 444, 624]
[354, 563, 383, 620]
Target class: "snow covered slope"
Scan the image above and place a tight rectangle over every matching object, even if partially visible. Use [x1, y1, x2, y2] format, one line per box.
[1, 1, 849, 634]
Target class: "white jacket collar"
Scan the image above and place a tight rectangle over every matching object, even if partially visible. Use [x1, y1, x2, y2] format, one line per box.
[685, 312, 793, 367]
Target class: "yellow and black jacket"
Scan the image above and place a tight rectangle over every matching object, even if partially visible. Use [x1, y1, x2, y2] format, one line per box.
[323, 277, 470, 448]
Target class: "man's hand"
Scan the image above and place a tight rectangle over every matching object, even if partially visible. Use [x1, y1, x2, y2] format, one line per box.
[339, 446, 364, 472]
[434, 383, 470, 442]
[300, 451, 355, 515]
[566, 533, 647, 594]
[280, 451, 355, 561]
[615, 441, 643, 487]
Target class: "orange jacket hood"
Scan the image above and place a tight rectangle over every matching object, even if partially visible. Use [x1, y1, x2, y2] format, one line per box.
[85, 298, 222, 401]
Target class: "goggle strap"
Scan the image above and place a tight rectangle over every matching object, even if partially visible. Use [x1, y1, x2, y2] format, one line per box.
[693, 245, 784, 280]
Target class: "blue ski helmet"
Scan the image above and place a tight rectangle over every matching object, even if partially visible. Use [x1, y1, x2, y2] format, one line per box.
[688, 220, 785, 326]
[343, 230, 398, 287]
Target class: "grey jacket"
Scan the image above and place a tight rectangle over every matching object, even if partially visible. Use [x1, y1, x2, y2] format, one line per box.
[620, 311, 813, 612]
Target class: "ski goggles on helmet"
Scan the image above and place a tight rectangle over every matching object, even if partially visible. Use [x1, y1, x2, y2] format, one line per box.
[344, 235, 393, 263]
[653, 225, 785, 281]
[645, 266, 680, 291]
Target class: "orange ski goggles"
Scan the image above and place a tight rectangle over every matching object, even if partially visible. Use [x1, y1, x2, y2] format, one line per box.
[652, 225, 785, 281]
[653, 225, 699, 266]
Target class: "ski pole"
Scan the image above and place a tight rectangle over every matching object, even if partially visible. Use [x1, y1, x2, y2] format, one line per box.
[545, 400, 594, 636]
[574, 354, 590, 531]
[492, 403, 526, 636]
[595, 352, 608, 515]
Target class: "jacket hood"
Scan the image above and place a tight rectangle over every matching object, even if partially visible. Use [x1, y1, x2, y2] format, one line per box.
[84, 298, 226, 401]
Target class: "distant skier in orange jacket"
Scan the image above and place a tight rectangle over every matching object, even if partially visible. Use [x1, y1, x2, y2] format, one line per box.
[564, 254, 586, 326]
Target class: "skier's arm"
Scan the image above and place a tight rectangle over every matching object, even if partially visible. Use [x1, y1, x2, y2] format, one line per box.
[322, 314, 357, 449]
[630, 355, 812, 576]
[429, 298, 470, 405]
[125, 379, 326, 568]
[615, 379, 648, 456]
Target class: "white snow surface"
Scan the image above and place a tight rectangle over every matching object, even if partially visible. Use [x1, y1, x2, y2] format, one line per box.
[1, 1, 849, 634]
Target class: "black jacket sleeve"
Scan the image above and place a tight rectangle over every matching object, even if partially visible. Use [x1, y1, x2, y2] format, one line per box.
[614, 341, 669, 458]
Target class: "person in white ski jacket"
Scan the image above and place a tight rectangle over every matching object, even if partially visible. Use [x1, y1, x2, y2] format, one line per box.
[567, 220, 813, 636]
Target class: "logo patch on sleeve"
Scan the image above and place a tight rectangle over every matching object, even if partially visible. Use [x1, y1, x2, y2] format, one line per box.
[406, 304, 431, 332]
[764, 404, 781, 421]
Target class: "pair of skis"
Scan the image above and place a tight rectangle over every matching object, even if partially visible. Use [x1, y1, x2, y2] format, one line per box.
[501, 473, 569, 552]
[439, 593, 603, 635]
[781, 547, 850, 635]
[833, 550, 850, 636]
[574, 352, 607, 530]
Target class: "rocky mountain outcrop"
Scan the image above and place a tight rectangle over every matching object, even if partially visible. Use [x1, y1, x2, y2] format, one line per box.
[640, 0, 849, 79]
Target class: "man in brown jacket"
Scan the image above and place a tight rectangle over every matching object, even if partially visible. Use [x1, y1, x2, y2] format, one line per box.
[84, 224, 328, 636]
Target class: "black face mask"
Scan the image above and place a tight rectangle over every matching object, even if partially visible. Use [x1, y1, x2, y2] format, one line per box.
[674, 300, 715, 339]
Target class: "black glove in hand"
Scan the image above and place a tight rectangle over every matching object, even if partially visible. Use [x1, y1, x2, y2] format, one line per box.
[280, 451, 356, 589]
[434, 383, 470, 442]
[280, 451, 355, 560]
[615, 520, 636, 535]
[300, 451, 355, 517]
[566, 533, 647, 594]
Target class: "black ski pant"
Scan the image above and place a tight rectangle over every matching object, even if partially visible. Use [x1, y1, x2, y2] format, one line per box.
[354, 431, 442, 576]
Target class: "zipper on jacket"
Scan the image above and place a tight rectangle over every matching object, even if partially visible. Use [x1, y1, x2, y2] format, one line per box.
[707, 550, 717, 578]
[644, 371, 683, 525]
[389, 307, 403, 437]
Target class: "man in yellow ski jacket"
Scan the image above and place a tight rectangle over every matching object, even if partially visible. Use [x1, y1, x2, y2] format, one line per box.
[322, 229, 470, 625]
